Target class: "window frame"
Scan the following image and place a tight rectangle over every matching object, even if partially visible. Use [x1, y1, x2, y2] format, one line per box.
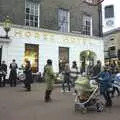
[82, 15, 93, 36]
[58, 8, 70, 33]
[25, 0, 40, 28]
[105, 5, 114, 19]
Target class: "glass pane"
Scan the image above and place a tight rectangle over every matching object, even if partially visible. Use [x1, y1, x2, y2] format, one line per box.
[30, 15, 34, 21]
[30, 8, 34, 15]
[105, 5, 114, 18]
[25, 14, 29, 20]
[26, 8, 30, 13]
[35, 16, 38, 21]
[35, 4, 38, 10]
[35, 9, 38, 16]
[31, 2, 34, 9]
[30, 21, 33, 26]
[35, 22, 38, 27]
[25, 20, 29, 26]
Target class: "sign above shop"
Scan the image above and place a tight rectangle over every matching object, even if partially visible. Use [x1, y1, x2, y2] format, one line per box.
[12, 28, 101, 45]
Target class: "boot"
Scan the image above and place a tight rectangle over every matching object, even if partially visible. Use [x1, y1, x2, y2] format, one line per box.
[48, 90, 52, 101]
[45, 90, 49, 102]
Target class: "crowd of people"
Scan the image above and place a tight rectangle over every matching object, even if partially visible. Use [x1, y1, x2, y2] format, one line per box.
[59, 60, 120, 107]
[0, 59, 32, 91]
[0, 58, 120, 106]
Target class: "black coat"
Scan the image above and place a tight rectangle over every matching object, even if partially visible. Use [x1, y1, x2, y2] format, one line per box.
[1, 64, 7, 72]
[9, 63, 18, 80]
[24, 66, 32, 84]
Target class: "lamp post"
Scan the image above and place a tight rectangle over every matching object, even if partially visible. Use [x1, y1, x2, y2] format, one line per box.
[3, 16, 12, 39]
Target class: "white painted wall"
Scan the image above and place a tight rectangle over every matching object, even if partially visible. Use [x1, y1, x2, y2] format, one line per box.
[102, 0, 120, 32]
[0, 26, 104, 76]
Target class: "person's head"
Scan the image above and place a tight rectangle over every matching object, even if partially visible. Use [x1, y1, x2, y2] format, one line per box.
[12, 59, 16, 62]
[25, 60, 31, 67]
[2, 61, 5, 64]
[97, 60, 101, 65]
[47, 59, 52, 65]
[72, 61, 77, 68]
[65, 63, 69, 70]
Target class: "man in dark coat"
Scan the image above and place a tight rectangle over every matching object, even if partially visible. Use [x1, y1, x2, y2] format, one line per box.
[9, 59, 18, 87]
[24, 60, 32, 91]
[0, 61, 7, 87]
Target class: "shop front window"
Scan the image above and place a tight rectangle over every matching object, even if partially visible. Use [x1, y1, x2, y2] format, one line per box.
[24, 44, 39, 73]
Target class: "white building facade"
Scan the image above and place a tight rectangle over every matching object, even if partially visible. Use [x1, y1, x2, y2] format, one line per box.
[102, 0, 120, 33]
[0, 24, 104, 75]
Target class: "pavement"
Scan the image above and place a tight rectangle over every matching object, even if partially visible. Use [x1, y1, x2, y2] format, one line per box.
[0, 83, 120, 120]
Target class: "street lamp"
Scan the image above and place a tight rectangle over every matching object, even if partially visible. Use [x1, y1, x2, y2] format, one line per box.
[3, 16, 12, 38]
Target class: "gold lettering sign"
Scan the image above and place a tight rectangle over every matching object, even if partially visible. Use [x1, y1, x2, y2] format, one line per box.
[71, 37, 76, 43]
[25, 31, 31, 37]
[43, 33, 49, 40]
[64, 36, 69, 43]
[34, 32, 40, 39]
[49, 34, 54, 41]
[14, 31, 23, 37]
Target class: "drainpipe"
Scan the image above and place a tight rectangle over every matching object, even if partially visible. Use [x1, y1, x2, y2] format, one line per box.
[98, 4, 103, 37]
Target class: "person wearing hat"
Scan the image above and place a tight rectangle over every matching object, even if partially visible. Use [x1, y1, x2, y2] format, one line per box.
[44, 59, 55, 102]
[97, 66, 112, 107]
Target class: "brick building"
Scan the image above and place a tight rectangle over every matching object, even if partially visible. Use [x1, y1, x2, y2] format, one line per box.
[0, 0, 102, 36]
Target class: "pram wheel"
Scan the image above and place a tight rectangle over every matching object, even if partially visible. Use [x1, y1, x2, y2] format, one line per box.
[96, 102, 104, 112]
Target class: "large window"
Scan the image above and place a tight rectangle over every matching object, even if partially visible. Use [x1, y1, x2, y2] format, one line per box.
[24, 44, 39, 73]
[58, 9, 70, 32]
[109, 46, 116, 58]
[83, 15, 92, 36]
[105, 5, 114, 18]
[25, 0, 40, 27]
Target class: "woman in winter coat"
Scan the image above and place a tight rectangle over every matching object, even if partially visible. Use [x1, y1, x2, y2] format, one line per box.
[97, 66, 112, 107]
[24, 60, 32, 91]
[44, 59, 55, 102]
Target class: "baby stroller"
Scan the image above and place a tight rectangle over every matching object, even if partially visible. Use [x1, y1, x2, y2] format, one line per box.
[74, 76, 105, 113]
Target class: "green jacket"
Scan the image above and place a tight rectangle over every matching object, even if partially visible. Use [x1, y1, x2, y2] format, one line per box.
[44, 65, 55, 90]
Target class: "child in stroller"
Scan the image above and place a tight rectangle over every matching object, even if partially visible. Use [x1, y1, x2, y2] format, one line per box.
[74, 76, 105, 113]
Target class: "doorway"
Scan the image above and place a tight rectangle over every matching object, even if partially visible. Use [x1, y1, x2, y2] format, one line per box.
[80, 50, 96, 74]
[59, 47, 69, 73]
[24, 44, 39, 73]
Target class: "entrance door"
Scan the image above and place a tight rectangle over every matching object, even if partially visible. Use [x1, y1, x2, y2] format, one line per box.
[59, 47, 69, 73]
[24, 44, 39, 73]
